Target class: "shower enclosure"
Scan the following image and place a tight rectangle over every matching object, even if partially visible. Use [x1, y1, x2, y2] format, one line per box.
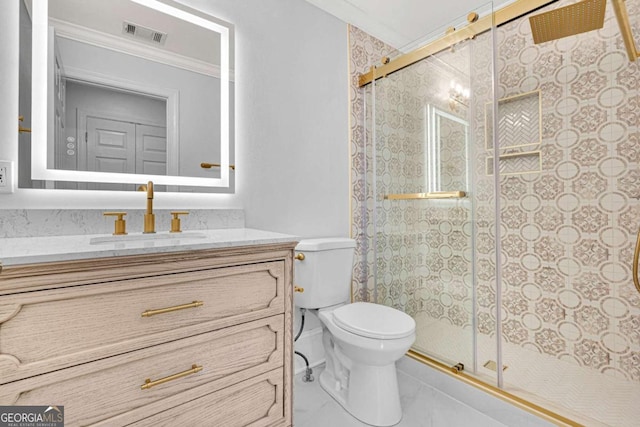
[351, 0, 640, 425]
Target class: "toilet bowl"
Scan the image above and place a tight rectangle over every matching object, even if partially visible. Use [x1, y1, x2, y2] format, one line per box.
[293, 237, 415, 426]
[317, 302, 415, 426]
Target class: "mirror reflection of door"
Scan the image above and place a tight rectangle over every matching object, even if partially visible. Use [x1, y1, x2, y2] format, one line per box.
[58, 80, 167, 190]
[80, 116, 166, 191]
[85, 116, 135, 174]
[135, 124, 167, 176]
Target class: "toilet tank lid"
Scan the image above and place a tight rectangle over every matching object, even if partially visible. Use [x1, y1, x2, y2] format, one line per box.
[296, 238, 356, 251]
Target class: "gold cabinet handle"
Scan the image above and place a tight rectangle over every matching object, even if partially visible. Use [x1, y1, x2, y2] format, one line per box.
[294, 286, 304, 293]
[141, 364, 203, 390]
[295, 253, 305, 261]
[141, 301, 203, 317]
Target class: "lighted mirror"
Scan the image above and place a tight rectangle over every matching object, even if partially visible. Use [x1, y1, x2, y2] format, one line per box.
[424, 104, 469, 193]
[21, 0, 234, 191]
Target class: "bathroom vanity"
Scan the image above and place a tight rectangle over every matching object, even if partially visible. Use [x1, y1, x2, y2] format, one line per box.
[0, 229, 296, 426]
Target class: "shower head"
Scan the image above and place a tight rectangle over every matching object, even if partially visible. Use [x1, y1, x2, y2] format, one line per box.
[528, 0, 607, 44]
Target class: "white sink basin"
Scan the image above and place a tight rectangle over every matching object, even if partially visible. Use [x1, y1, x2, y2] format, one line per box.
[90, 231, 207, 245]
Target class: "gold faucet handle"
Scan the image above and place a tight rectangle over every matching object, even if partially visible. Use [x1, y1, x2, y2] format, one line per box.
[170, 211, 189, 233]
[104, 212, 127, 235]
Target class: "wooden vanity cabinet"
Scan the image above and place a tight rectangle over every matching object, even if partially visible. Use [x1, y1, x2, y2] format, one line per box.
[0, 242, 295, 427]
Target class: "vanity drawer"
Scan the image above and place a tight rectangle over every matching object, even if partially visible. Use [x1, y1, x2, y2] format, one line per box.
[0, 260, 285, 384]
[128, 368, 286, 427]
[0, 315, 284, 427]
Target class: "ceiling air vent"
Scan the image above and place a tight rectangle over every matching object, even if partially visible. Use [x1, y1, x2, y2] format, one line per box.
[122, 21, 167, 45]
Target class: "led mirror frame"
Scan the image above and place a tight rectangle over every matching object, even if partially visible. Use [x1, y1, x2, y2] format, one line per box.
[31, 0, 231, 187]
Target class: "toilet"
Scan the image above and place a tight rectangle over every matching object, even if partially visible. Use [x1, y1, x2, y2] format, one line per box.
[295, 238, 416, 426]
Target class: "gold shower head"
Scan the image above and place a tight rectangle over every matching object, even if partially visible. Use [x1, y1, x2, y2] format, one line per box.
[529, 0, 607, 44]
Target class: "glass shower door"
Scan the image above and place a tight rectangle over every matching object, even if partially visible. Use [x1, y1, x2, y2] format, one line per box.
[370, 7, 496, 374]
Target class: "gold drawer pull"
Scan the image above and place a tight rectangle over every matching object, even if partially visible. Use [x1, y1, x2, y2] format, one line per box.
[141, 364, 203, 390]
[141, 301, 204, 317]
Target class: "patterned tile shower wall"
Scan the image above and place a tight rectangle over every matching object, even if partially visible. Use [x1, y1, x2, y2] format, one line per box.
[349, 26, 397, 302]
[349, 0, 640, 383]
[351, 0, 640, 388]
[481, 0, 640, 382]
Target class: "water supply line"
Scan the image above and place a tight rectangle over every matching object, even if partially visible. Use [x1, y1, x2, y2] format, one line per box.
[294, 307, 314, 382]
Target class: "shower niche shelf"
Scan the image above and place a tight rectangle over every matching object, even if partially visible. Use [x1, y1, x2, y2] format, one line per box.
[486, 151, 541, 176]
[485, 90, 542, 151]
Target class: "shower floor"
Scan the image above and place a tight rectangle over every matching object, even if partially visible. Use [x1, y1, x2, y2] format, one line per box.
[414, 313, 640, 427]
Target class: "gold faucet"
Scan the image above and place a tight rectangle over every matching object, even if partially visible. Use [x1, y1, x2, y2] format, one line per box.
[137, 181, 155, 233]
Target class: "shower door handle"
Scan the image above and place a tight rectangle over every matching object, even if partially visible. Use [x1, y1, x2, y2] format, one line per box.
[633, 228, 640, 294]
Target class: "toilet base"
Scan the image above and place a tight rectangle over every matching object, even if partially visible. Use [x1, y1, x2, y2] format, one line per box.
[319, 361, 402, 426]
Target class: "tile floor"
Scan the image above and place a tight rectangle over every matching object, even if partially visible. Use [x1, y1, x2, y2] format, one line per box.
[294, 364, 511, 427]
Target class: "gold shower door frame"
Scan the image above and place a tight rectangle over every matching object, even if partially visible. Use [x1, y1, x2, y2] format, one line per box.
[358, 0, 638, 426]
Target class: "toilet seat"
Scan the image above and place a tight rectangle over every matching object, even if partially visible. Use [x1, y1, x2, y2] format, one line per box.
[332, 302, 415, 340]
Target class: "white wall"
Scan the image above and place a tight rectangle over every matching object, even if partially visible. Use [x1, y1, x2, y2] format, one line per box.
[179, 0, 351, 238]
[1, 0, 350, 239]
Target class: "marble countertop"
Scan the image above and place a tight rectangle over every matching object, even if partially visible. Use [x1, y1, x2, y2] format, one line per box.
[1, 228, 299, 266]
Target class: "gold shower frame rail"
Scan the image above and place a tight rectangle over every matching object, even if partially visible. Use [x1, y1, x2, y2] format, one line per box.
[360, 0, 639, 87]
[384, 191, 466, 200]
[633, 228, 640, 294]
[612, 0, 640, 61]
[407, 351, 583, 427]
[358, 0, 557, 87]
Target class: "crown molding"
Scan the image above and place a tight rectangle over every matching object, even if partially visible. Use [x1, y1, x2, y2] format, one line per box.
[304, 0, 410, 48]
[50, 17, 235, 80]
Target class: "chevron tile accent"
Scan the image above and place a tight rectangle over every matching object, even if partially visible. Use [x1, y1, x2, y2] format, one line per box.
[486, 91, 541, 150]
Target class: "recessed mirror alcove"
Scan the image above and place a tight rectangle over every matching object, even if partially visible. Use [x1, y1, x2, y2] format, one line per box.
[19, 0, 234, 192]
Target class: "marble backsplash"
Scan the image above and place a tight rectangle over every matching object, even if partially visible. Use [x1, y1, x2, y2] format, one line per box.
[0, 209, 245, 238]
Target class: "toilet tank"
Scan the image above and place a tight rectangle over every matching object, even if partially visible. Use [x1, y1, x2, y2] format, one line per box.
[294, 238, 356, 309]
